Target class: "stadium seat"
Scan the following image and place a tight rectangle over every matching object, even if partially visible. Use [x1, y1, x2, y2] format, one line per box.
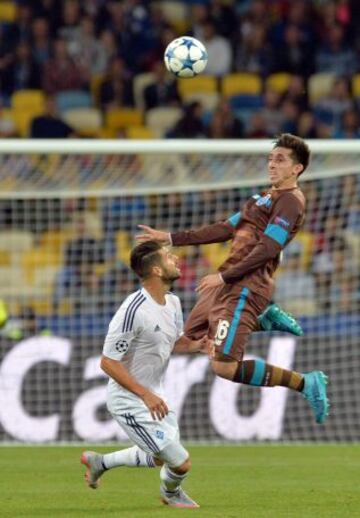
[40, 230, 73, 252]
[221, 73, 262, 97]
[177, 75, 218, 99]
[90, 74, 106, 106]
[56, 90, 93, 113]
[229, 94, 263, 110]
[265, 73, 293, 94]
[12, 109, 45, 137]
[146, 107, 182, 136]
[133, 72, 155, 110]
[184, 92, 220, 111]
[22, 248, 62, 283]
[308, 73, 335, 105]
[126, 125, 155, 139]
[0, 2, 17, 22]
[153, 1, 189, 33]
[351, 74, 360, 97]
[105, 108, 143, 132]
[0, 230, 34, 266]
[0, 266, 31, 299]
[11, 90, 46, 112]
[116, 231, 132, 264]
[62, 107, 102, 136]
[201, 243, 230, 270]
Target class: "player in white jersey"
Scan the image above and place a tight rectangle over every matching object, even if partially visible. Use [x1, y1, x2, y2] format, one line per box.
[81, 241, 211, 509]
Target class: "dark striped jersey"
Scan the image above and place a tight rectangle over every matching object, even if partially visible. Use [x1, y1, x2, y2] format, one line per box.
[103, 287, 183, 404]
[171, 187, 306, 300]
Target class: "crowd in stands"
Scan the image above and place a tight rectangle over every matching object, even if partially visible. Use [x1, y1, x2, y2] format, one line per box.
[0, 0, 359, 139]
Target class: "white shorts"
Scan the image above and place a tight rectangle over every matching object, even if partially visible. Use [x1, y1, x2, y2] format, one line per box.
[108, 401, 188, 467]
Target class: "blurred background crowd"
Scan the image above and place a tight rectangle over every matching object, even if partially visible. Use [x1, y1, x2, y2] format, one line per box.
[0, 0, 360, 139]
[0, 0, 358, 337]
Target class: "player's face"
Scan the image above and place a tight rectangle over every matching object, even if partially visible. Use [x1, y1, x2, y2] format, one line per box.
[158, 248, 181, 282]
[267, 147, 302, 188]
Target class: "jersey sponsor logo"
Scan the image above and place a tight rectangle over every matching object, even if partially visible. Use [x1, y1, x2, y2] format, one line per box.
[115, 339, 129, 353]
[274, 216, 290, 228]
[255, 193, 272, 208]
[155, 430, 164, 439]
[214, 319, 230, 346]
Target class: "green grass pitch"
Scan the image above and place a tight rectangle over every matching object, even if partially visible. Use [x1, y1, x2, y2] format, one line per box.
[1, 445, 359, 517]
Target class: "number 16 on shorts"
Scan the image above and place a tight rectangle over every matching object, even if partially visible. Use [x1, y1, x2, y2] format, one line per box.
[214, 319, 230, 346]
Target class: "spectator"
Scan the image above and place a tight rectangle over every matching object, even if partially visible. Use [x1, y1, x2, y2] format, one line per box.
[42, 38, 86, 94]
[210, 0, 238, 41]
[68, 15, 109, 76]
[31, 17, 52, 66]
[332, 108, 360, 138]
[167, 101, 206, 138]
[207, 98, 244, 138]
[58, 0, 82, 47]
[296, 111, 319, 139]
[144, 61, 180, 110]
[99, 56, 133, 110]
[280, 75, 309, 113]
[235, 24, 273, 76]
[271, 23, 314, 76]
[281, 99, 300, 134]
[245, 112, 269, 138]
[258, 87, 285, 135]
[275, 244, 317, 316]
[315, 23, 357, 75]
[30, 96, 76, 138]
[314, 77, 353, 130]
[200, 19, 232, 77]
[0, 102, 17, 137]
[6, 41, 41, 94]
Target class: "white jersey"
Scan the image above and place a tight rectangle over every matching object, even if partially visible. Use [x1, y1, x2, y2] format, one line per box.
[103, 287, 183, 408]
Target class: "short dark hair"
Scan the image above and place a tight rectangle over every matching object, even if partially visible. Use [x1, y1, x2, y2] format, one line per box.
[273, 133, 311, 176]
[130, 241, 163, 279]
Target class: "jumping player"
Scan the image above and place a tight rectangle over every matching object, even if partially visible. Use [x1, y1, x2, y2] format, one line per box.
[136, 133, 330, 424]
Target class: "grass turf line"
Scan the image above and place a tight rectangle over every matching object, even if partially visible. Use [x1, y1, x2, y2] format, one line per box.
[1, 445, 359, 517]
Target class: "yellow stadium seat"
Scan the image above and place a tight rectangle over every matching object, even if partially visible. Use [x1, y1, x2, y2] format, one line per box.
[90, 74, 105, 106]
[146, 107, 182, 137]
[291, 231, 314, 269]
[62, 107, 102, 136]
[13, 109, 44, 137]
[105, 108, 143, 131]
[133, 72, 155, 110]
[11, 90, 46, 112]
[0, 2, 16, 22]
[221, 73, 262, 97]
[22, 248, 61, 283]
[40, 230, 73, 252]
[116, 231, 132, 264]
[266, 73, 293, 94]
[308, 73, 335, 104]
[351, 74, 360, 97]
[177, 75, 218, 99]
[126, 125, 155, 139]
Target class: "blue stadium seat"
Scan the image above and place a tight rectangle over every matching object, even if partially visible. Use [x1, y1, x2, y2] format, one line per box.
[56, 90, 92, 113]
[229, 95, 264, 110]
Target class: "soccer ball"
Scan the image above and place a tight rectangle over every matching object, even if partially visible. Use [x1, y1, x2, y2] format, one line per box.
[164, 36, 208, 78]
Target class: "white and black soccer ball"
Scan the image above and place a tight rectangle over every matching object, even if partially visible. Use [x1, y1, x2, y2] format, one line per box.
[164, 36, 208, 78]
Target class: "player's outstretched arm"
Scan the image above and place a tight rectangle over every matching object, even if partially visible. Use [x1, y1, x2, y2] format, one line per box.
[173, 335, 214, 356]
[136, 225, 171, 244]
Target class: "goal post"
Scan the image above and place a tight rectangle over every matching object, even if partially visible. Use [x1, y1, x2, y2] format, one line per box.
[0, 139, 358, 443]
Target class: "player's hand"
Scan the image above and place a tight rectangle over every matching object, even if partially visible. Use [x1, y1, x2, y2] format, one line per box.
[136, 225, 170, 244]
[141, 390, 169, 421]
[196, 335, 215, 358]
[196, 273, 225, 294]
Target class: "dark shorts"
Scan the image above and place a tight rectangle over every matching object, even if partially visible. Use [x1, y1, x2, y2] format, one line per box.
[184, 283, 269, 362]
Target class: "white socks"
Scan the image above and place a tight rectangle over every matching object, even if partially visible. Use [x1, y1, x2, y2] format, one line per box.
[160, 464, 187, 493]
[103, 446, 156, 469]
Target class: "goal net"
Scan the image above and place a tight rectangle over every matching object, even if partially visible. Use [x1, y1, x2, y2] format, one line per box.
[0, 140, 358, 443]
